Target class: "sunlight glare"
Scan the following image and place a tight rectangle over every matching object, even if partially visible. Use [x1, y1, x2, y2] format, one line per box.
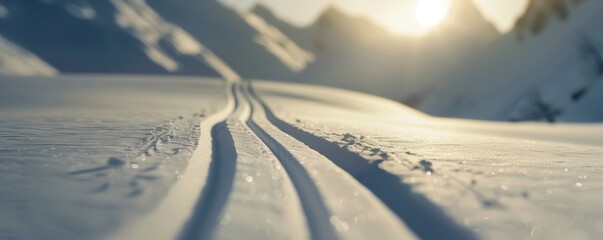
[415, 0, 451, 29]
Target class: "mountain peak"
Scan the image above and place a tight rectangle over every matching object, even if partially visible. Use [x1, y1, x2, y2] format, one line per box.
[250, 4, 275, 20]
[313, 5, 389, 36]
[427, 0, 499, 43]
[448, 0, 487, 21]
[315, 5, 347, 25]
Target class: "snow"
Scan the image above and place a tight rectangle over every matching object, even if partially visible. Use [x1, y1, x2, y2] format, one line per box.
[2, 74, 602, 239]
[246, 83, 415, 239]
[0, 75, 226, 239]
[256, 80, 603, 239]
[239, 9, 315, 72]
[111, 0, 235, 77]
[2, 0, 602, 124]
[0, 35, 57, 76]
[1, 2, 603, 238]
[144, 0, 308, 80]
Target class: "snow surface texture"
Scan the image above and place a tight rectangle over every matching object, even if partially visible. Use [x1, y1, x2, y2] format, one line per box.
[1, 1, 603, 239]
[3, 74, 602, 240]
[0, 76, 227, 239]
[256, 80, 603, 240]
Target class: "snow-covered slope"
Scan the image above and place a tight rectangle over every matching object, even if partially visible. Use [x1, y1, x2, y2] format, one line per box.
[0, 35, 56, 76]
[256, 80, 603, 240]
[420, 0, 603, 122]
[2, 75, 602, 240]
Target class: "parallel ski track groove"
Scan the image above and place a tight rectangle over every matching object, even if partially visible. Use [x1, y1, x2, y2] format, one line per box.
[247, 83, 477, 240]
[178, 84, 239, 240]
[113, 82, 237, 240]
[241, 82, 339, 240]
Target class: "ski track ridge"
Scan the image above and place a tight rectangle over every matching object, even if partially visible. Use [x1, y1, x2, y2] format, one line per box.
[180, 81, 337, 240]
[240, 82, 339, 240]
[177, 123, 237, 240]
[112, 82, 236, 240]
[246, 82, 478, 240]
[178, 83, 241, 240]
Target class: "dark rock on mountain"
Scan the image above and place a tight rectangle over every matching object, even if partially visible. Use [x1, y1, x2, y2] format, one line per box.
[515, 0, 584, 39]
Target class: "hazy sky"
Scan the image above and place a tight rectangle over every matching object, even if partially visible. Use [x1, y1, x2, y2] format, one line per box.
[220, 0, 529, 36]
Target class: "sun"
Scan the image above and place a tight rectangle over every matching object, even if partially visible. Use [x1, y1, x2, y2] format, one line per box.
[415, 0, 451, 29]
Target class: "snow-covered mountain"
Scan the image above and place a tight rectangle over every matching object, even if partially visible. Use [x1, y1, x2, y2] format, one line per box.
[420, 0, 603, 122]
[144, 0, 313, 79]
[285, 6, 419, 102]
[3, 0, 602, 122]
[0, 0, 186, 75]
[0, 0, 497, 105]
[0, 0, 312, 79]
[252, 0, 499, 104]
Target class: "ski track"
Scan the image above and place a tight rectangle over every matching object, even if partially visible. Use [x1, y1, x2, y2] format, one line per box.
[243, 83, 339, 240]
[178, 121, 237, 240]
[247, 84, 476, 240]
[117, 78, 479, 239]
[183, 83, 310, 240]
[243, 83, 416, 240]
[112, 83, 236, 240]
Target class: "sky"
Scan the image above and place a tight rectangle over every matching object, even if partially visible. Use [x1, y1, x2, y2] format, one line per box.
[219, 0, 530, 36]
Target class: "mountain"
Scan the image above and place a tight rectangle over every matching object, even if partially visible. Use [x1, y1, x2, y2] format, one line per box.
[429, 0, 499, 42]
[250, 4, 314, 52]
[253, 0, 499, 105]
[0, 0, 313, 79]
[286, 7, 417, 102]
[8, 0, 603, 122]
[402, 0, 500, 105]
[0, 0, 177, 75]
[419, 0, 603, 122]
[145, 0, 313, 79]
[0, 0, 499, 105]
